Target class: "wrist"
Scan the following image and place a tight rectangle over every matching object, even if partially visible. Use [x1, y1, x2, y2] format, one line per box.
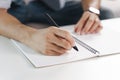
[18, 24, 37, 45]
[87, 7, 100, 16]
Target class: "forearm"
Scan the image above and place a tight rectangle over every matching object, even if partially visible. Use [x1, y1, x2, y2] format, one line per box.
[0, 9, 36, 43]
[0, 9, 75, 56]
[81, 0, 101, 11]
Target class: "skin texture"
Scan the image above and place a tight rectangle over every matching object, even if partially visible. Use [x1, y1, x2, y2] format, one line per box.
[0, 0, 101, 56]
[75, 0, 103, 35]
[0, 9, 74, 56]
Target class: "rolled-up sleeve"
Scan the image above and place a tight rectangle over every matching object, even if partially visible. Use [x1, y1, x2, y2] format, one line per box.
[0, 0, 12, 9]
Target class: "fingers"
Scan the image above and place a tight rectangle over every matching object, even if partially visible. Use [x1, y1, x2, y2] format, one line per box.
[81, 14, 95, 34]
[89, 18, 99, 33]
[75, 11, 90, 33]
[28, 27, 75, 56]
[41, 27, 75, 56]
[94, 24, 103, 33]
[74, 11, 103, 35]
[49, 27, 75, 47]
[47, 33, 72, 50]
[45, 43, 67, 56]
[45, 50, 61, 56]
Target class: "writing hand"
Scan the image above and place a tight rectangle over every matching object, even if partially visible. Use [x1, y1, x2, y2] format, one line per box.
[26, 27, 75, 56]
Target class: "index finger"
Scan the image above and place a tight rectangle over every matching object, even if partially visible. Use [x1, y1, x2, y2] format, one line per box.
[75, 11, 90, 33]
[51, 27, 75, 46]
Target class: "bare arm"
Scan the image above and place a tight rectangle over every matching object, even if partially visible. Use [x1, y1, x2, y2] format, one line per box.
[75, 0, 102, 35]
[0, 8, 36, 43]
[0, 8, 74, 56]
[81, 0, 101, 11]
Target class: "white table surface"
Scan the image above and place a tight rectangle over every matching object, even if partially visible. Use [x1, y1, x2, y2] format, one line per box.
[1, 18, 120, 80]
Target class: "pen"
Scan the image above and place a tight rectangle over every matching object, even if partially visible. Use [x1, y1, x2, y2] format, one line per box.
[45, 13, 79, 51]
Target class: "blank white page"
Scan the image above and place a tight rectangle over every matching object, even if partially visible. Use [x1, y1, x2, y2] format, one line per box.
[67, 26, 120, 56]
[11, 39, 96, 68]
[11, 23, 120, 67]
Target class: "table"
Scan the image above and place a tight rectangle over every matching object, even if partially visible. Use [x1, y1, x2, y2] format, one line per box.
[0, 18, 120, 80]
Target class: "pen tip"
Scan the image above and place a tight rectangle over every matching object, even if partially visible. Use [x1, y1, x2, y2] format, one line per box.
[73, 46, 79, 51]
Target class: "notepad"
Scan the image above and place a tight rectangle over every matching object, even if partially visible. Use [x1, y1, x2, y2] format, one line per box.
[11, 24, 120, 68]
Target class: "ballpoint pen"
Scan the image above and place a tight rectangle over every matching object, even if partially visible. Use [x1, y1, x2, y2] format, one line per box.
[45, 13, 79, 51]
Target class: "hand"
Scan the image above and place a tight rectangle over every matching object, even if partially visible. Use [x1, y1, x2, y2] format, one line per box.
[25, 26, 75, 56]
[74, 11, 103, 35]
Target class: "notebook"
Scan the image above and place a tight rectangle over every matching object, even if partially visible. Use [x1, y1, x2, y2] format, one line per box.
[11, 24, 120, 68]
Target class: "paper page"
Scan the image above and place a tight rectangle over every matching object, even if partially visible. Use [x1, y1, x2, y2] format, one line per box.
[70, 26, 120, 56]
[11, 23, 120, 67]
[11, 39, 96, 68]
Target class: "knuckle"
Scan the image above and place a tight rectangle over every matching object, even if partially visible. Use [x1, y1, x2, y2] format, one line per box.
[46, 33, 54, 42]
[95, 19, 100, 24]
[63, 41, 71, 49]
[48, 26, 57, 31]
[89, 19, 94, 23]
[48, 26, 55, 29]
[64, 31, 70, 35]
[64, 31, 70, 38]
